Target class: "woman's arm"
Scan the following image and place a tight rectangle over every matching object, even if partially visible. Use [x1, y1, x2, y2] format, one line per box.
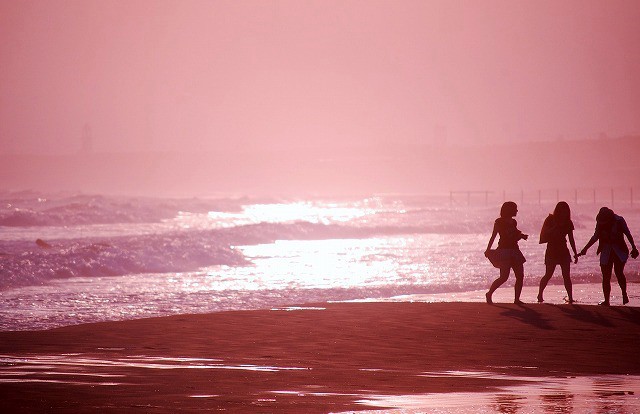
[568, 230, 578, 256]
[485, 223, 498, 255]
[577, 226, 599, 256]
[513, 219, 528, 240]
[568, 230, 578, 262]
[621, 218, 638, 258]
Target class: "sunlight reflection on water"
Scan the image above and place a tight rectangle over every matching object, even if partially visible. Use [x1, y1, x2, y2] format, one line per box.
[2, 199, 638, 331]
[235, 234, 486, 290]
[0, 354, 307, 385]
[342, 372, 640, 413]
[1, 357, 639, 412]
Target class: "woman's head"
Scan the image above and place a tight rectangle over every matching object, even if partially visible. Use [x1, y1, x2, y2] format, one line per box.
[500, 201, 518, 218]
[553, 201, 571, 222]
[596, 207, 614, 223]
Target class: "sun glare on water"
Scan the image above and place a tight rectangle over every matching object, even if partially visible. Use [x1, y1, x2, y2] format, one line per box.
[201, 201, 378, 228]
[238, 238, 410, 290]
[244, 202, 376, 224]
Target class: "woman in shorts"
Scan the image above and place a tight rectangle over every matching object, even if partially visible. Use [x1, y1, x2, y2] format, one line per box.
[537, 201, 578, 303]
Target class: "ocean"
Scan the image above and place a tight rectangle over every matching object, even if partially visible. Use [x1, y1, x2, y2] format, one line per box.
[1, 192, 639, 331]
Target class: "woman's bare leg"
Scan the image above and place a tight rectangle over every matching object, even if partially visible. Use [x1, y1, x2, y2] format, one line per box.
[559, 262, 573, 303]
[487, 266, 510, 304]
[513, 263, 524, 304]
[600, 260, 613, 305]
[613, 256, 628, 304]
[538, 263, 556, 303]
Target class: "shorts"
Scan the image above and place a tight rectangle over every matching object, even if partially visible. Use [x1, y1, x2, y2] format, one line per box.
[544, 247, 571, 266]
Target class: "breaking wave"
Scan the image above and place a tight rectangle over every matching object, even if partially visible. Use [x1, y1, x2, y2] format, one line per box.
[0, 193, 243, 227]
[0, 218, 489, 290]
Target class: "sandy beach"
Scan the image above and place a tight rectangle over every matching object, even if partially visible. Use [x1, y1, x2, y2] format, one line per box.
[1, 301, 640, 413]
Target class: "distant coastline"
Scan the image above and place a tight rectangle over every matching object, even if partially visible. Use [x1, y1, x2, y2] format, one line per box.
[1, 135, 639, 197]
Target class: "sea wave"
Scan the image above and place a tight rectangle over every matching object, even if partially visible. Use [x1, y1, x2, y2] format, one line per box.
[0, 220, 488, 290]
[0, 233, 246, 290]
[0, 193, 243, 227]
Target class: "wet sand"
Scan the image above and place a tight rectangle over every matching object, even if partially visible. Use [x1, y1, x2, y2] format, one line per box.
[1, 301, 640, 413]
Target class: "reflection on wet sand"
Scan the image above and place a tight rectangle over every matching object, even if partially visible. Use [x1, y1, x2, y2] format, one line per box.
[493, 393, 525, 414]
[355, 372, 640, 413]
[594, 377, 635, 414]
[0, 353, 306, 386]
[1, 354, 640, 412]
[541, 388, 574, 413]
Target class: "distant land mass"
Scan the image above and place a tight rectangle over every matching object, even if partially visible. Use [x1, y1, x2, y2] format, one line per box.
[1, 136, 639, 197]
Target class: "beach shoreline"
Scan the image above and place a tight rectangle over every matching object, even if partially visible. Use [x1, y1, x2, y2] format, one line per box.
[1, 300, 640, 413]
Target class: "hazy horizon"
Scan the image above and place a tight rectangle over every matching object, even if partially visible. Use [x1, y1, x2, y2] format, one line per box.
[2, 1, 640, 196]
[1, 135, 638, 197]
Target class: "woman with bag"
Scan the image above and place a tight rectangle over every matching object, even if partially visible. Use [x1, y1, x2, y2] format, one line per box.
[537, 201, 578, 303]
[484, 201, 529, 304]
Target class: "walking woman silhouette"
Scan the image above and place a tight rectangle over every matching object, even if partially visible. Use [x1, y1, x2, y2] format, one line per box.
[577, 207, 638, 306]
[537, 201, 578, 303]
[485, 201, 529, 304]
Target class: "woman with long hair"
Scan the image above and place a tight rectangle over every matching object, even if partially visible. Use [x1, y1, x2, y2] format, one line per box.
[485, 201, 529, 304]
[577, 207, 638, 306]
[537, 201, 578, 303]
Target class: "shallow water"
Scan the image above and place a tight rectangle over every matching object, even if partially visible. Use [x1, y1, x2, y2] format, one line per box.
[351, 372, 640, 413]
[1, 194, 639, 331]
[0, 353, 307, 386]
[2, 353, 638, 413]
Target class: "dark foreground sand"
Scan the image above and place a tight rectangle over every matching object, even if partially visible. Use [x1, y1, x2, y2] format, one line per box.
[1, 302, 640, 413]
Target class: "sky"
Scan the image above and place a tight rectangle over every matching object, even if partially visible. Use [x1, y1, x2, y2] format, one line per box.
[2, 0, 640, 156]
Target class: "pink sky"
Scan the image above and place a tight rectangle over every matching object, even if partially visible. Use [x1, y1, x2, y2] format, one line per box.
[2, 0, 639, 156]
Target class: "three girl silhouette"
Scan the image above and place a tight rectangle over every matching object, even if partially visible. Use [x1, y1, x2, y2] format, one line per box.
[485, 201, 638, 305]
